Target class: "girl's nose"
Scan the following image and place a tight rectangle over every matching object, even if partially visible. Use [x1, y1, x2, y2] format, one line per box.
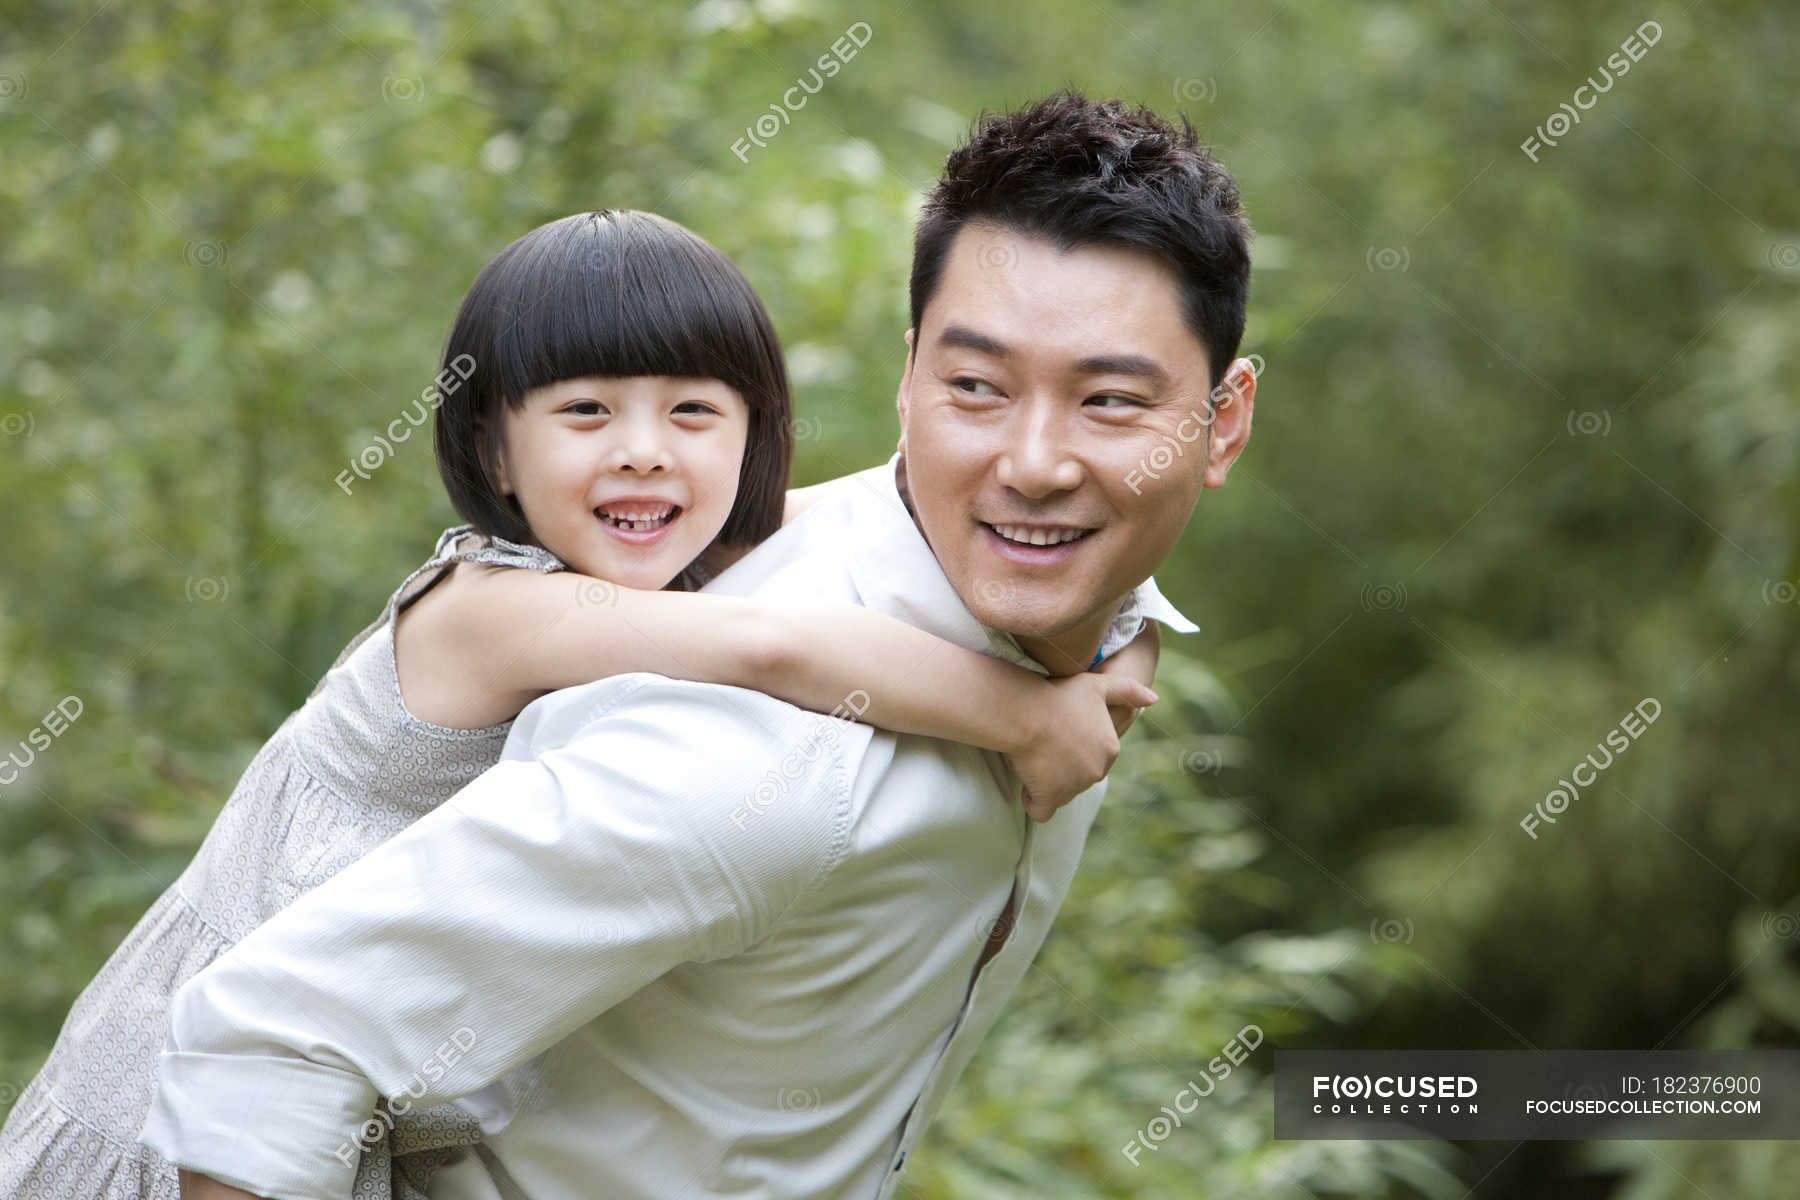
[609, 419, 673, 475]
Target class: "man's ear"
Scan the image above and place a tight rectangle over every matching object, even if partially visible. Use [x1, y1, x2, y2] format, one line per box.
[895, 328, 917, 454]
[1203, 356, 1256, 490]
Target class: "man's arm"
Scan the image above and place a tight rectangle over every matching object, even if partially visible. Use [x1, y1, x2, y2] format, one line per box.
[141, 675, 855, 1200]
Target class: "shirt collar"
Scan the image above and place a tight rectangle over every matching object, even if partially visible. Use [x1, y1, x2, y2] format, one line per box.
[845, 456, 1198, 676]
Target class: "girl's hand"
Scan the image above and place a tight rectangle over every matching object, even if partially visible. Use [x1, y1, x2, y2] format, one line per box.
[1008, 673, 1158, 822]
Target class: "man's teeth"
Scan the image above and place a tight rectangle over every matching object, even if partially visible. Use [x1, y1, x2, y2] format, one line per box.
[990, 524, 1087, 547]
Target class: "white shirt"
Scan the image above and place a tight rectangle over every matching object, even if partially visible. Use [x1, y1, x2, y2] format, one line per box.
[141, 459, 1197, 1199]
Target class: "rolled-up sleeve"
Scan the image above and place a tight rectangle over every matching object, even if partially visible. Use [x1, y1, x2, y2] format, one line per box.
[140, 674, 857, 1200]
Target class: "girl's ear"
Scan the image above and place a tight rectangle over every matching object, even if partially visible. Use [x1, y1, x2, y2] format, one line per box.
[478, 421, 513, 496]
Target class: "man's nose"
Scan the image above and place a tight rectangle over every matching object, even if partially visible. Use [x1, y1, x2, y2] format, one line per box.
[995, 401, 1082, 498]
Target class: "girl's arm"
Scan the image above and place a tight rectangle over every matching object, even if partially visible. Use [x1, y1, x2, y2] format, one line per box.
[399, 567, 1157, 815]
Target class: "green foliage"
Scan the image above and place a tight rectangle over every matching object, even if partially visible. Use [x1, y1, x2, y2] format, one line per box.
[3, 1, 1795, 1195]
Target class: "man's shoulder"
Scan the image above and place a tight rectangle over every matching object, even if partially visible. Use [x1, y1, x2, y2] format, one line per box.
[504, 674, 872, 841]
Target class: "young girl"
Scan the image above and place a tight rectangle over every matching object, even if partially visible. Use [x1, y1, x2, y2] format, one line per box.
[0, 210, 1159, 1200]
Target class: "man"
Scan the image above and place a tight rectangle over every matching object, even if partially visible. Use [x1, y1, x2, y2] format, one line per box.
[145, 89, 1256, 1198]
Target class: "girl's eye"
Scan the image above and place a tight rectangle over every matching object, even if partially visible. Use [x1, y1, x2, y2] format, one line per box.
[674, 401, 721, 416]
[563, 400, 607, 417]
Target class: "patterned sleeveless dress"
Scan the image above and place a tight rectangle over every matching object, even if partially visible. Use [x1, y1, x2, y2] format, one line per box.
[0, 526, 566, 1199]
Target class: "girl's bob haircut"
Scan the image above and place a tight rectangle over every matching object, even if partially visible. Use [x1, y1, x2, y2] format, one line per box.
[433, 210, 792, 573]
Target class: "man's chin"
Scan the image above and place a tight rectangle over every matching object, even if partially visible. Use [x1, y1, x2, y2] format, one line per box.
[962, 594, 1091, 642]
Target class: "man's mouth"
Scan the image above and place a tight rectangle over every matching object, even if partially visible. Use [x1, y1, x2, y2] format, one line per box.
[983, 522, 1094, 548]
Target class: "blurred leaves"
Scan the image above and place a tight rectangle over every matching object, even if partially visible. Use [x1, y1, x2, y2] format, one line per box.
[3, 0, 1797, 1195]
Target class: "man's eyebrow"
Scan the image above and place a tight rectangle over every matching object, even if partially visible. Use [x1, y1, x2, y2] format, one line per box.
[935, 324, 1011, 357]
[1073, 352, 1170, 383]
[936, 324, 1173, 384]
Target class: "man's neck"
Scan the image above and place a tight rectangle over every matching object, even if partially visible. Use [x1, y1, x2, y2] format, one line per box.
[1016, 618, 1112, 678]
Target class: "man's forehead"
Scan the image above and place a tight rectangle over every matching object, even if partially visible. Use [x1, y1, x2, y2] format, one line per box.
[922, 231, 1209, 378]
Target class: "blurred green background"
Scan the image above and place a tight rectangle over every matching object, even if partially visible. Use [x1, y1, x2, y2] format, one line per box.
[2, 1, 1796, 1196]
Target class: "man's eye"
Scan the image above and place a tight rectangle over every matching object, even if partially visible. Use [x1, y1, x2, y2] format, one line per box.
[1086, 394, 1143, 409]
[951, 378, 1000, 396]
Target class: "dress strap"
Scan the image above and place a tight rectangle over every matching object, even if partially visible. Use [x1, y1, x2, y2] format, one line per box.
[310, 527, 566, 694]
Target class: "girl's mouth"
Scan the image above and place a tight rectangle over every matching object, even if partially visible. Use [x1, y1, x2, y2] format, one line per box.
[595, 501, 682, 546]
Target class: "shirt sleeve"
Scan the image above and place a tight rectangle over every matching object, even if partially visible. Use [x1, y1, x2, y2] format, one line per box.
[140, 674, 856, 1200]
